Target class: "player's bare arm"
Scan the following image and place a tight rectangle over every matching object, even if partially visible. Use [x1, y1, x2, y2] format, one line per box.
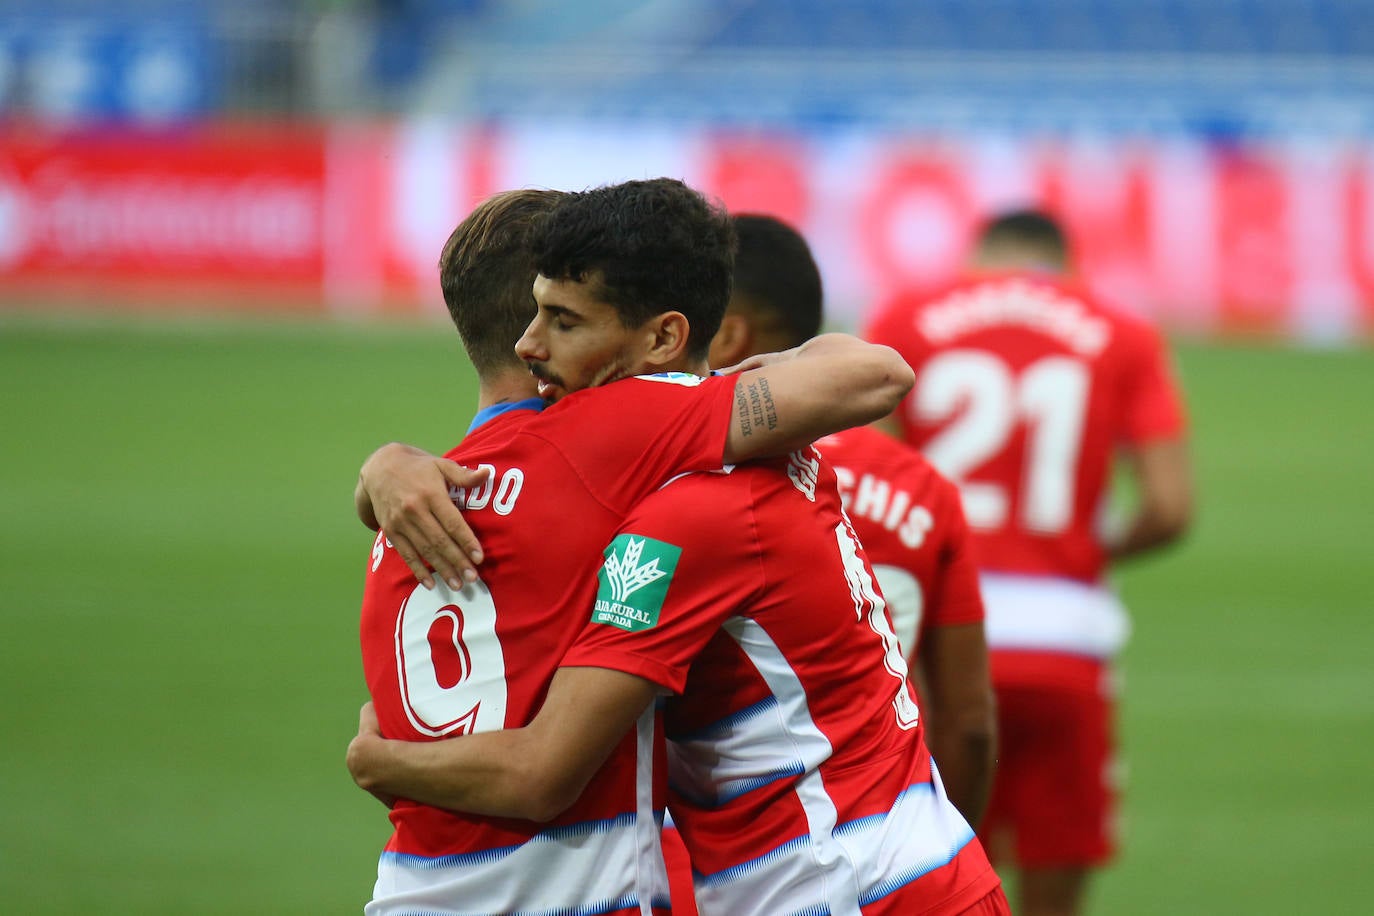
[347, 667, 660, 822]
[916, 622, 997, 827]
[355, 443, 491, 590]
[720, 333, 915, 463]
[1107, 438, 1193, 560]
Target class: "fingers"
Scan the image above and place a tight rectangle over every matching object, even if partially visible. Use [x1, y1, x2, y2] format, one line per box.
[440, 461, 491, 491]
[378, 464, 483, 591]
[346, 716, 397, 808]
[436, 462, 488, 569]
[358, 701, 379, 735]
[398, 461, 487, 589]
[409, 499, 480, 590]
[387, 532, 437, 590]
[370, 455, 491, 590]
[717, 351, 778, 375]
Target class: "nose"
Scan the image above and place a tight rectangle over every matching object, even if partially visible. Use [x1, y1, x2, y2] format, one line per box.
[514, 316, 544, 362]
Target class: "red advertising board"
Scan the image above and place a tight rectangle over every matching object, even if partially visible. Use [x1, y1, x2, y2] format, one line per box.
[0, 121, 1370, 341]
[0, 123, 328, 308]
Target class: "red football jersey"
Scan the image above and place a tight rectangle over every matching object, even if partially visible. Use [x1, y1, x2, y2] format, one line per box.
[865, 272, 1186, 584]
[815, 425, 984, 658]
[359, 373, 736, 916]
[562, 451, 1001, 916]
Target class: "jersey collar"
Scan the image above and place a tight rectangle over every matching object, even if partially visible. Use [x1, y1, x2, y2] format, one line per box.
[467, 397, 545, 434]
[467, 373, 713, 434]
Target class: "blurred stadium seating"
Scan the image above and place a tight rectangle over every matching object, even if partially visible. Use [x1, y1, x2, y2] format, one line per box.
[399, 0, 1374, 136]
[1, 1, 1371, 340]
[1, 0, 1371, 137]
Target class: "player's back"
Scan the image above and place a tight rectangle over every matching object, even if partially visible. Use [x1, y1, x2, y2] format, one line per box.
[815, 425, 983, 657]
[359, 373, 736, 916]
[640, 454, 1000, 914]
[867, 272, 1182, 585]
[361, 409, 660, 915]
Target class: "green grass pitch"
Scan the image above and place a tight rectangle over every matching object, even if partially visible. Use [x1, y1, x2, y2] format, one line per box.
[1, 313, 1371, 914]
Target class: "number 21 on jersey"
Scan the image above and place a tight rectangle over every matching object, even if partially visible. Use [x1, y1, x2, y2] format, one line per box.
[913, 349, 1089, 535]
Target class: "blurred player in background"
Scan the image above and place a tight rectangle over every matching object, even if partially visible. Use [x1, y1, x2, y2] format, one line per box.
[865, 210, 1193, 916]
[356, 180, 913, 915]
[708, 213, 996, 828]
[350, 186, 1008, 915]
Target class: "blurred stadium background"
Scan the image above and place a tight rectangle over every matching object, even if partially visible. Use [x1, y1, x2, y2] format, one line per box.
[1, 1, 1371, 913]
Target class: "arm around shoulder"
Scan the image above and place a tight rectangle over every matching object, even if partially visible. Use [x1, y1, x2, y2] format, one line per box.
[721, 333, 915, 463]
[355, 442, 491, 590]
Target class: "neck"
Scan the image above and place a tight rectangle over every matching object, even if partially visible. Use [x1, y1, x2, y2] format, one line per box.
[663, 357, 712, 377]
[477, 367, 540, 409]
[974, 252, 1066, 276]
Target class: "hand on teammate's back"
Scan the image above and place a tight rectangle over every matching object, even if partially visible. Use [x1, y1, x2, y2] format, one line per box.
[714, 346, 793, 375]
[356, 442, 489, 590]
[346, 701, 397, 809]
[716, 333, 870, 376]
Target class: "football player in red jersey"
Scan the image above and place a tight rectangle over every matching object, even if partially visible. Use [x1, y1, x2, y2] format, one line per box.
[708, 214, 996, 831]
[348, 190, 1009, 915]
[353, 181, 914, 915]
[865, 210, 1193, 916]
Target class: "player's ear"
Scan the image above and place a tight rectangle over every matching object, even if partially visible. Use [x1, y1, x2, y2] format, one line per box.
[708, 313, 752, 370]
[642, 311, 691, 368]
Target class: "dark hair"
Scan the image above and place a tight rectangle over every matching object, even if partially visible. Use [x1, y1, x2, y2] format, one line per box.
[439, 189, 564, 375]
[731, 213, 823, 348]
[529, 178, 736, 360]
[977, 209, 1069, 263]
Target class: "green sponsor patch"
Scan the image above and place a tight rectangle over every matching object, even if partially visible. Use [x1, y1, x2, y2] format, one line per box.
[592, 534, 682, 632]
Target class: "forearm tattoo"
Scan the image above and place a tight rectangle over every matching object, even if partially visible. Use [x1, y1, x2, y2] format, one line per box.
[735, 377, 779, 437]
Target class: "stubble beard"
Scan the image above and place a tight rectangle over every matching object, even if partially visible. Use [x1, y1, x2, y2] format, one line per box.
[590, 353, 635, 389]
